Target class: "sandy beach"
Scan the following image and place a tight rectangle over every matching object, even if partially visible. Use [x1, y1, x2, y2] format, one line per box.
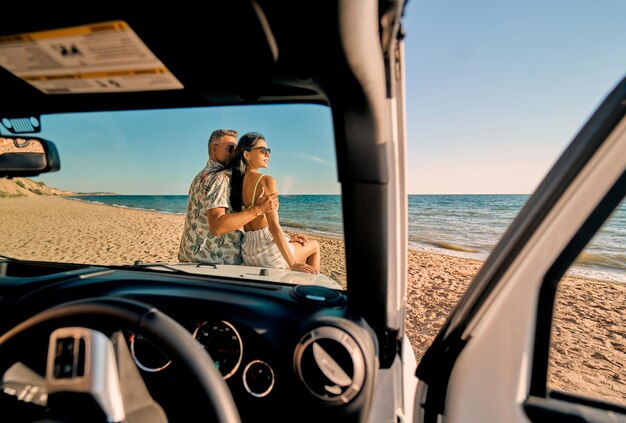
[0, 196, 623, 405]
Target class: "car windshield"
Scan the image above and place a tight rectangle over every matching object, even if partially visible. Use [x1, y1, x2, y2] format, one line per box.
[0, 104, 347, 289]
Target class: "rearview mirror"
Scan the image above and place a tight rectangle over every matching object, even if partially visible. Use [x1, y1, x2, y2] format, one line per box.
[0, 136, 60, 177]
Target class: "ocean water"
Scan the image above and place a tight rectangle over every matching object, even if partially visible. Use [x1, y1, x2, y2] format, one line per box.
[72, 194, 625, 282]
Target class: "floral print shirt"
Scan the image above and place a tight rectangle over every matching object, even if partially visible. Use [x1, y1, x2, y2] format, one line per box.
[178, 160, 244, 264]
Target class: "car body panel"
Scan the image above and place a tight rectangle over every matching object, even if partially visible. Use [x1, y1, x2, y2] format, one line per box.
[139, 263, 343, 289]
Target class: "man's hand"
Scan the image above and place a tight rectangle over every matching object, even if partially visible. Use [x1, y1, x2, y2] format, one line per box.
[254, 187, 279, 216]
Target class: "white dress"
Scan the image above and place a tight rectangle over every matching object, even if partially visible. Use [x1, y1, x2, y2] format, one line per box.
[242, 226, 295, 268]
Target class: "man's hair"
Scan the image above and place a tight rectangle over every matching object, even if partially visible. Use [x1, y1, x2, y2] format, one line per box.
[208, 129, 238, 151]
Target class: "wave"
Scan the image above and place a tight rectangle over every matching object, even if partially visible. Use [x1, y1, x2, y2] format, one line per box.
[429, 241, 480, 253]
[566, 267, 626, 283]
[280, 221, 310, 230]
[574, 251, 626, 271]
[68, 197, 185, 215]
[284, 227, 344, 240]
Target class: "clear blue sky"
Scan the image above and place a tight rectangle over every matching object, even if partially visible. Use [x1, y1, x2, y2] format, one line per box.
[16, 2, 626, 195]
[36, 105, 338, 195]
[404, 0, 626, 193]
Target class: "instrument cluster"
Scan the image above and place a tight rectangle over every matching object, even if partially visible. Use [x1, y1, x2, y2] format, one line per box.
[129, 318, 275, 398]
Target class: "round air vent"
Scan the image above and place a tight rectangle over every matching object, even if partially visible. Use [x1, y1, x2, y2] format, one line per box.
[293, 326, 365, 404]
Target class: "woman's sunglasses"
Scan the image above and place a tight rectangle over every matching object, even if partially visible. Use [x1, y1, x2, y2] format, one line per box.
[250, 146, 271, 155]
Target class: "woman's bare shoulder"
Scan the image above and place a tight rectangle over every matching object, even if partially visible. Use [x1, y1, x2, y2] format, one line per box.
[259, 174, 277, 193]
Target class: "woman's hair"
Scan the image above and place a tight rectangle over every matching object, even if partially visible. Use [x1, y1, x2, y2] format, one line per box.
[226, 132, 266, 211]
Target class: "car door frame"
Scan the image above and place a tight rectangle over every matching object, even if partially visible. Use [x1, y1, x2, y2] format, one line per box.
[415, 76, 626, 422]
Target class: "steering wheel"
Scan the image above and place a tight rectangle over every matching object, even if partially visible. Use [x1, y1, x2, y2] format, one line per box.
[0, 297, 241, 423]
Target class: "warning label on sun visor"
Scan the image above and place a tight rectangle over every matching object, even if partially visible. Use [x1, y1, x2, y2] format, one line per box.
[0, 21, 183, 94]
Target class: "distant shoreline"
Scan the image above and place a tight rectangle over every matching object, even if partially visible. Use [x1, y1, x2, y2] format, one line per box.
[70, 192, 118, 196]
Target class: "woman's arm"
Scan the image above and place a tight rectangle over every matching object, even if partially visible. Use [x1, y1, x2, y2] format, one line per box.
[208, 189, 277, 236]
[262, 176, 316, 273]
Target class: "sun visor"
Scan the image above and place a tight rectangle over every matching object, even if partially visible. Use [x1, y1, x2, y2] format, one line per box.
[0, 21, 183, 95]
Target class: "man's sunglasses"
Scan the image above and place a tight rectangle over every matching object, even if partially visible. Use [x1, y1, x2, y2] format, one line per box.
[250, 146, 271, 155]
[217, 144, 236, 153]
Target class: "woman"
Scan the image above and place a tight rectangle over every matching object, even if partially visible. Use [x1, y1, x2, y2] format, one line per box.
[227, 132, 320, 274]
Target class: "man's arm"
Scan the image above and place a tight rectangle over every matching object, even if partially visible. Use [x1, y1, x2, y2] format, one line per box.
[208, 189, 278, 236]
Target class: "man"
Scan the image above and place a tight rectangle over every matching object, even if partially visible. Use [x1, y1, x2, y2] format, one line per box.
[178, 129, 278, 264]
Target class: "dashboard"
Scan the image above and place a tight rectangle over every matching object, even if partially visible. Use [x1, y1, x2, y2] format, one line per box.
[0, 261, 377, 423]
